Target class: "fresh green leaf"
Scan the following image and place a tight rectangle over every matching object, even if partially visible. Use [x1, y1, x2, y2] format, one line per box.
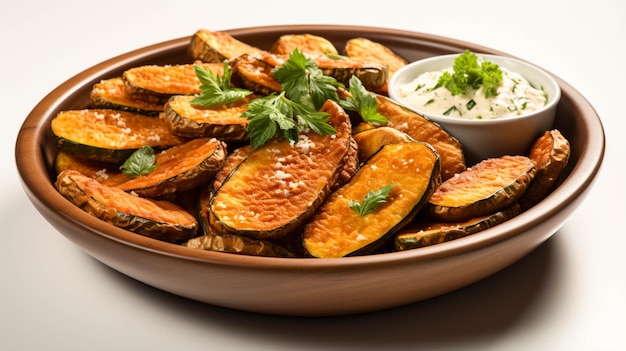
[339, 76, 388, 125]
[349, 184, 396, 216]
[324, 52, 349, 60]
[242, 93, 297, 148]
[272, 49, 343, 110]
[241, 92, 336, 149]
[241, 50, 341, 149]
[433, 50, 503, 98]
[120, 146, 157, 178]
[190, 62, 252, 107]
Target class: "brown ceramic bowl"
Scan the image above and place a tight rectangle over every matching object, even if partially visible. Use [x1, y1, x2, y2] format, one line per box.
[15, 25, 605, 316]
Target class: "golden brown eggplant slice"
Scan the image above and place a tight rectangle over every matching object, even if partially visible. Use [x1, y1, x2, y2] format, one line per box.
[208, 100, 353, 240]
[303, 141, 441, 258]
[426, 155, 536, 222]
[55, 170, 198, 243]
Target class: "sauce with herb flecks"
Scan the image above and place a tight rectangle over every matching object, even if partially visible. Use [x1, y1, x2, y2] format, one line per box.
[397, 66, 548, 120]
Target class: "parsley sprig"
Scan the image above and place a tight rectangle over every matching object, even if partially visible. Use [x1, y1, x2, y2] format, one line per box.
[434, 50, 503, 98]
[272, 49, 343, 110]
[190, 62, 252, 107]
[242, 92, 335, 149]
[349, 184, 396, 216]
[120, 146, 157, 178]
[339, 76, 388, 125]
[193, 49, 389, 149]
[243, 49, 345, 148]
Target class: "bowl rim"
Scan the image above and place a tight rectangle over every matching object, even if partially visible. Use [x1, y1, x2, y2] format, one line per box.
[15, 24, 606, 271]
[388, 52, 562, 124]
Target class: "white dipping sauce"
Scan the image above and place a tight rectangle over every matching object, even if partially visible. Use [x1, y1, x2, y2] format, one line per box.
[396, 65, 548, 120]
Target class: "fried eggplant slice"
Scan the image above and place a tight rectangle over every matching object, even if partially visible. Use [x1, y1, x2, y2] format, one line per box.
[395, 203, 521, 250]
[54, 151, 123, 184]
[51, 109, 187, 163]
[55, 170, 198, 243]
[262, 53, 388, 89]
[189, 29, 266, 63]
[184, 233, 296, 258]
[229, 54, 282, 96]
[519, 129, 571, 210]
[375, 94, 466, 180]
[107, 138, 227, 198]
[122, 62, 224, 97]
[270, 33, 339, 56]
[344, 37, 408, 94]
[426, 155, 536, 222]
[163, 94, 256, 141]
[89, 77, 166, 116]
[352, 126, 414, 162]
[303, 141, 441, 258]
[208, 100, 353, 240]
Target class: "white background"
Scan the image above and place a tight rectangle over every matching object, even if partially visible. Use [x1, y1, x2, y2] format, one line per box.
[2, 1, 624, 350]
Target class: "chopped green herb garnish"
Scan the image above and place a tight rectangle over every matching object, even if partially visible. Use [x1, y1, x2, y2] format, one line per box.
[425, 99, 434, 105]
[349, 184, 396, 216]
[339, 75, 388, 125]
[443, 105, 458, 116]
[434, 50, 503, 98]
[466, 99, 476, 111]
[191, 62, 253, 107]
[120, 146, 157, 178]
[241, 49, 342, 149]
[272, 49, 343, 110]
[237, 49, 388, 149]
[242, 92, 335, 149]
[324, 51, 349, 60]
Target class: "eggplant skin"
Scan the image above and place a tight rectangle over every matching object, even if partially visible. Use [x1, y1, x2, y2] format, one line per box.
[395, 203, 521, 250]
[183, 233, 296, 258]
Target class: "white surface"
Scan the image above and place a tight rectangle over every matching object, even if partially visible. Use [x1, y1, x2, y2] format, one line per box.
[2, 1, 624, 350]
